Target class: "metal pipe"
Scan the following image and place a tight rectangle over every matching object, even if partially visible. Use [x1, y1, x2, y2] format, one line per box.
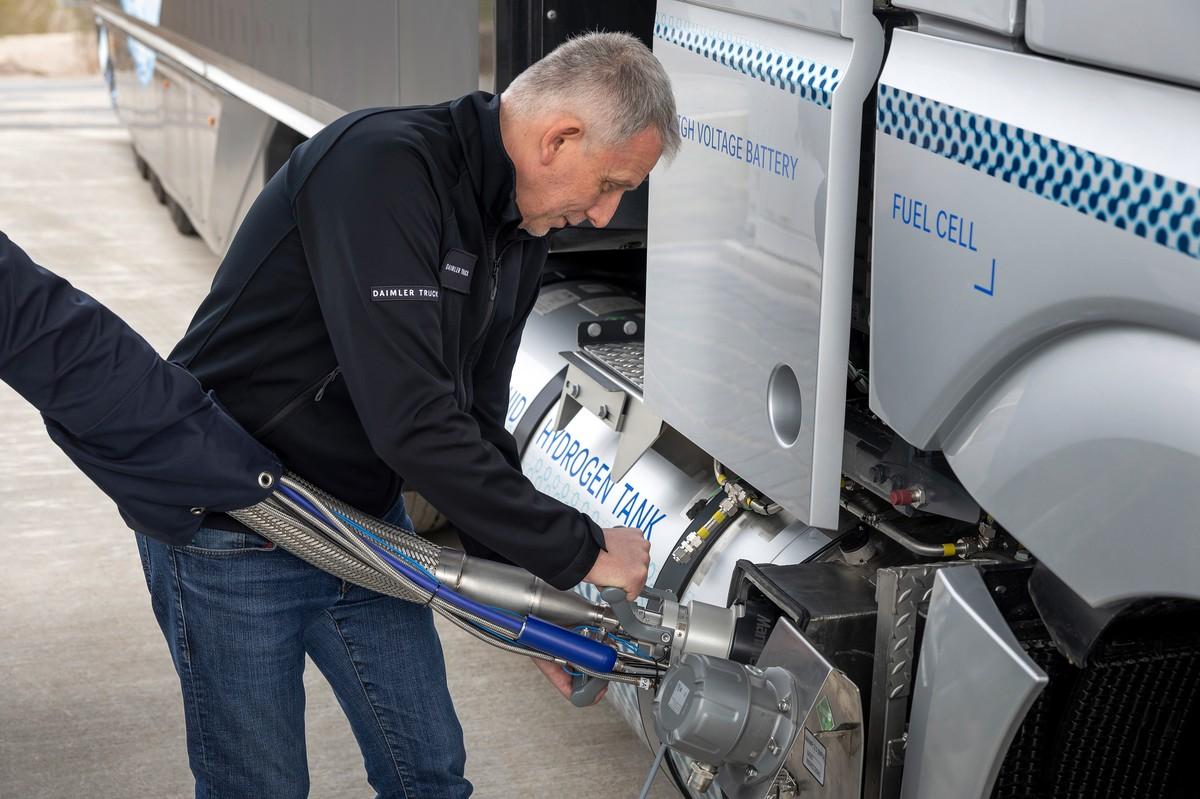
[840, 496, 956, 558]
[434, 549, 619, 630]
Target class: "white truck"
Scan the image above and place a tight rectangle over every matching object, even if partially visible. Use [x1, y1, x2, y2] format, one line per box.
[95, 1, 1200, 796]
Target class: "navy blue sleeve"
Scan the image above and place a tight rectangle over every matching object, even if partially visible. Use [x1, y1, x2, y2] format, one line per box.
[290, 134, 602, 590]
[0, 231, 281, 544]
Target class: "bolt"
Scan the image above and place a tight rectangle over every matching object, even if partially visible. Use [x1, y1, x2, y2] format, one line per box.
[766, 737, 780, 755]
[660, 632, 671, 643]
[777, 700, 790, 713]
[994, 584, 1008, 595]
[1014, 550, 1031, 562]
[567, 381, 580, 398]
[623, 320, 639, 335]
[587, 322, 602, 338]
[546, 8, 558, 20]
[746, 766, 759, 779]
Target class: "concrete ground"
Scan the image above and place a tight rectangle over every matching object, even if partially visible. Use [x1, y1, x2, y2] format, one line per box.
[0, 76, 675, 799]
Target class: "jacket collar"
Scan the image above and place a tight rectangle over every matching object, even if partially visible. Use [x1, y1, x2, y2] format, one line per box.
[450, 91, 524, 231]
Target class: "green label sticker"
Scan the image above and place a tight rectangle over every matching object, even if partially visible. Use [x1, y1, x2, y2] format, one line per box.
[816, 696, 835, 732]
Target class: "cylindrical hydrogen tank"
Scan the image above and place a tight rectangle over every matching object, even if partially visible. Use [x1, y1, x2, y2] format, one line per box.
[508, 281, 832, 749]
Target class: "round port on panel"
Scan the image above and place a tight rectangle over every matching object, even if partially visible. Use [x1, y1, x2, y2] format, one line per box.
[767, 363, 803, 447]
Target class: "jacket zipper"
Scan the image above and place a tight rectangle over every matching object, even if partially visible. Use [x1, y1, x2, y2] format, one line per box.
[313, 367, 342, 401]
[251, 366, 341, 438]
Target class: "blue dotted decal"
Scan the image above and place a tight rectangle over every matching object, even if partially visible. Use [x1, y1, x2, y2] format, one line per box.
[654, 14, 840, 109]
[877, 84, 1200, 261]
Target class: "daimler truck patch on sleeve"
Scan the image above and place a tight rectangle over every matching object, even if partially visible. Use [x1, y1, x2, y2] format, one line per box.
[370, 286, 440, 301]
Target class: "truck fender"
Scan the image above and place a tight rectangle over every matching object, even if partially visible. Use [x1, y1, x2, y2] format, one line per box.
[943, 325, 1200, 606]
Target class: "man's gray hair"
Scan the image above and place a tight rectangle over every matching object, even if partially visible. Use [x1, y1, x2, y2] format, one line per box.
[504, 32, 681, 160]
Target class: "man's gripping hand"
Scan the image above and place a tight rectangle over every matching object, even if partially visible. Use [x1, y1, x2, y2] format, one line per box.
[583, 526, 651, 601]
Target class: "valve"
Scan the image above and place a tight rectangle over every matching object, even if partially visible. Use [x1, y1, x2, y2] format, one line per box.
[890, 484, 928, 508]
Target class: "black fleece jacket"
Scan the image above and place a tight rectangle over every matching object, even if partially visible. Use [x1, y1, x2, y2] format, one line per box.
[170, 92, 604, 589]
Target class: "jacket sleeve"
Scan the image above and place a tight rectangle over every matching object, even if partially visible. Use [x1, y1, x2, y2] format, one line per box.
[0, 231, 281, 544]
[290, 133, 603, 590]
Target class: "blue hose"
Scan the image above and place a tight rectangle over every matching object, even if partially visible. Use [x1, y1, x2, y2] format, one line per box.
[275, 482, 618, 673]
[518, 616, 618, 673]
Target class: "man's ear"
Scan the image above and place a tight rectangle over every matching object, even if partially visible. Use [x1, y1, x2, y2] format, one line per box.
[540, 118, 584, 166]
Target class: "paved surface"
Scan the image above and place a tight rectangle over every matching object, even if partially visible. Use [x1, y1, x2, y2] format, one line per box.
[0, 76, 675, 799]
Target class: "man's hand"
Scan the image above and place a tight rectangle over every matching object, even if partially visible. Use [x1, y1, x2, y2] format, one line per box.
[584, 526, 651, 601]
[530, 656, 607, 704]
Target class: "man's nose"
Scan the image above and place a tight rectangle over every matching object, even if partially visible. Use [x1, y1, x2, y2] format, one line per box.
[585, 192, 622, 229]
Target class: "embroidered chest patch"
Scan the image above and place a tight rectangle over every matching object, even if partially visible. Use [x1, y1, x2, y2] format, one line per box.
[439, 249, 477, 294]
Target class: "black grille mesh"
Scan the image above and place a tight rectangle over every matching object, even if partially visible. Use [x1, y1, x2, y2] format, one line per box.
[992, 626, 1200, 799]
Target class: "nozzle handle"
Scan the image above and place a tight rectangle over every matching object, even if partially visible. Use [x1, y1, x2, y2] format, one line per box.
[569, 673, 608, 707]
[601, 586, 674, 645]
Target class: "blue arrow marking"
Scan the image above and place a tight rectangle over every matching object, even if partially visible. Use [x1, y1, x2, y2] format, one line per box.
[974, 258, 996, 297]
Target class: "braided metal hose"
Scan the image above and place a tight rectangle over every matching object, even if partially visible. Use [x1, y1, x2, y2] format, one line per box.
[228, 473, 656, 686]
[279, 472, 442, 567]
[229, 502, 427, 601]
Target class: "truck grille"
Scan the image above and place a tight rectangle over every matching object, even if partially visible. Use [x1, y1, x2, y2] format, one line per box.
[992, 615, 1200, 799]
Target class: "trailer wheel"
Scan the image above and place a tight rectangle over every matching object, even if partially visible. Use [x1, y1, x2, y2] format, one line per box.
[149, 173, 166, 204]
[167, 197, 197, 236]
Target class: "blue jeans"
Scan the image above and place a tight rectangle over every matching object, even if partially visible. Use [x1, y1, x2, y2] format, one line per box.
[135, 500, 471, 799]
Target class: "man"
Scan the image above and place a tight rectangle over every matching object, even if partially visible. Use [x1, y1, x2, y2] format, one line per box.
[137, 32, 680, 798]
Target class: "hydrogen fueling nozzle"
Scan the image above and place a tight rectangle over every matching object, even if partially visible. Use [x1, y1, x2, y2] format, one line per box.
[229, 472, 745, 705]
[433, 550, 741, 665]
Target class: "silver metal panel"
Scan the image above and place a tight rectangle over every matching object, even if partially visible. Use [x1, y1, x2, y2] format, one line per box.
[582, 342, 645, 391]
[311, 0, 400, 109]
[871, 30, 1200, 450]
[1026, 0, 1200, 89]
[682, 0, 843, 35]
[895, 0, 1023, 36]
[868, 30, 1200, 603]
[398, 1, 479, 105]
[189, 78, 221, 231]
[208, 0, 310, 96]
[203, 95, 274, 253]
[902, 568, 1047, 799]
[157, 59, 194, 208]
[863, 563, 957, 799]
[756, 618, 863, 799]
[645, 0, 882, 529]
[943, 328, 1200, 606]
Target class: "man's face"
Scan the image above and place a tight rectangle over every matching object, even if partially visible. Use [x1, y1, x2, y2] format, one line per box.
[514, 124, 664, 237]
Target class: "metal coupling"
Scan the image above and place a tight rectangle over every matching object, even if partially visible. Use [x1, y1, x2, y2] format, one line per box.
[672, 495, 740, 564]
[688, 761, 719, 793]
[954, 536, 982, 558]
[671, 532, 704, 564]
